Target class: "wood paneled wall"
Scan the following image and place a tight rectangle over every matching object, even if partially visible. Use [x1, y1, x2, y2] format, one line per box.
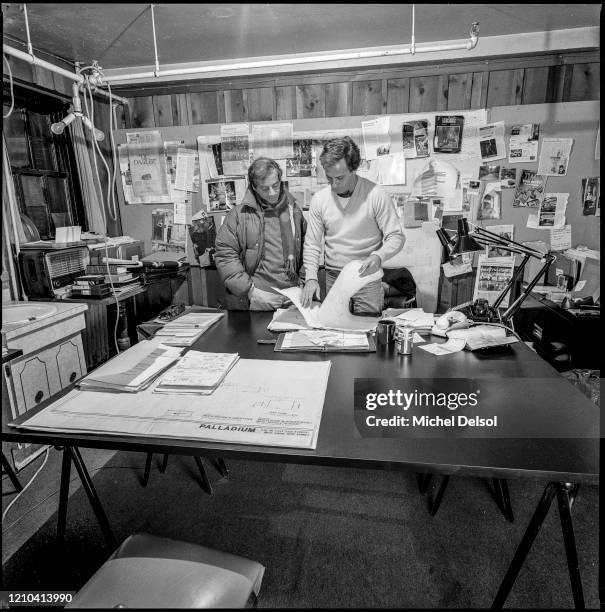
[115, 52, 600, 129]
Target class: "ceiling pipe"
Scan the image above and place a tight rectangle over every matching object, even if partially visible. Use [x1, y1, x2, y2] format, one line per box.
[2, 43, 130, 105]
[102, 4, 479, 84]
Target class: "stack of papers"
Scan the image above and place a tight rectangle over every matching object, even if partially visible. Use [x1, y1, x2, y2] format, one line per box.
[155, 312, 224, 346]
[447, 325, 519, 351]
[394, 309, 436, 333]
[79, 339, 184, 393]
[278, 330, 372, 351]
[268, 306, 311, 331]
[154, 351, 240, 395]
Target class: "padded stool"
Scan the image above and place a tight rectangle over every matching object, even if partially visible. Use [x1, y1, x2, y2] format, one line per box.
[67, 533, 265, 609]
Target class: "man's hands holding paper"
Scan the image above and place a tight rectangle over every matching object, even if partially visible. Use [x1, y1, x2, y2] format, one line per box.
[300, 279, 321, 307]
[358, 254, 382, 277]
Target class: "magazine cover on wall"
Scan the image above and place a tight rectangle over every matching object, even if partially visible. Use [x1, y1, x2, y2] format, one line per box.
[512, 170, 545, 207]
[206, 178, 239, 211]
[402, 120, 429, 158]
[433, 115, 464, 153]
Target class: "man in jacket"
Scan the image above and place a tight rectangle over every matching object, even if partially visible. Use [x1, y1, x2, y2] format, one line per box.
[300, 136, 405, 314]
[214, 157, 306, 310]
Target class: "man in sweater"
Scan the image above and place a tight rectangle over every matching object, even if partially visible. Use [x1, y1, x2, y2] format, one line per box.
[300, 136, 405, 314]
[214, 157, 306, 310]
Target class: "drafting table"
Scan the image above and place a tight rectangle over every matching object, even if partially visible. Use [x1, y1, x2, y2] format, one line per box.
[4, 311, 598, 608]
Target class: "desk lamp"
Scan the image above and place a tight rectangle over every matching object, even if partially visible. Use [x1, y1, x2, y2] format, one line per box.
[438, 219, 556, 324]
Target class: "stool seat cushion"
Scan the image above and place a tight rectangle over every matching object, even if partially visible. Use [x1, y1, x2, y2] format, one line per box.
[67, 534, 265, 609]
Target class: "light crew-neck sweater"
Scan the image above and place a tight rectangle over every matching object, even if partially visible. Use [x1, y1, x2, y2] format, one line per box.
[303, 176, 405, 281]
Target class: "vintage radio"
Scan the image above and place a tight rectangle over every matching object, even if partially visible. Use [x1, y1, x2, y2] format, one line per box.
[19, 244, 89, 299]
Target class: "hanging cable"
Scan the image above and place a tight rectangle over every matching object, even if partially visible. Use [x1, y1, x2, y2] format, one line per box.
[3, 54, 15, 118]
[22, 4, 34, 58]
[2, 448, 50, 525]
[411, 5, 416, 55]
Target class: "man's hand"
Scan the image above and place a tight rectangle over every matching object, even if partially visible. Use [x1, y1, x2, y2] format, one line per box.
[358, 254, 382, 277]
[300, 279, 320, 307]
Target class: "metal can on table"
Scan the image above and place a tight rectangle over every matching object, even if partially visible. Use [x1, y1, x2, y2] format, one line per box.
[395, 327, 413, 355]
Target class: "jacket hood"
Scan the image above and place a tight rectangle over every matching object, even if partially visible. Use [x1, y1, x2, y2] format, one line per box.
[240, 186, 298, 212]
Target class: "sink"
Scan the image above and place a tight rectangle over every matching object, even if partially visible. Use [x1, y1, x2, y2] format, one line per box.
[2, 302, 57, 326]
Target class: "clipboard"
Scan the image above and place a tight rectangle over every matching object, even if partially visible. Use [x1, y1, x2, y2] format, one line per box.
[274, 332, 376, 353]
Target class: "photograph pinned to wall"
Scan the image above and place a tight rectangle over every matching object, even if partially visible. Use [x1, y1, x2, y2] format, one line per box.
[401, 120, 429, 158]
[478, 122, 506, 161]
[459, 178, 481, 219]
[206, 177, 246, 211]
[478, 164, 500, 182]
[220, 123, 250, 175]
[403, 196, 431, 228]
[126, 131, 171, 202]
[537, 138, 574, 176]
[474, 255, 516, 307]
[286, 139, 316, 177]
[151, 208, 187, 254]
[361, 116, 391, 160]
[433, 115, 464, 153]
[550, 225, 572, 252]
[189, 210, 217, 267]
[250, 122, 293, 160]
[508, 123, 540, 163]
[484, 224, 514, 258]
[500, 167, 517, 189]
[581, 177, 599, 216]
[512, 170, 545, 207]
[477, 182, 501, 220]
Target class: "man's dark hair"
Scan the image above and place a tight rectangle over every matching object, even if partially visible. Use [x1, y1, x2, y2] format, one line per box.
[319, 136, 361, 171]
[248, 157, 282, 188]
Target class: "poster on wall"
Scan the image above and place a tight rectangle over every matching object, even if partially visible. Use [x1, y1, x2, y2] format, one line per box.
[433, 115, 464, 153]
[220, 123, 250, 175]
[126, 131, 171, 203]
[512, 170, 545, 207]
[508, 123, 540, 163]
[537, 138, 574, 176]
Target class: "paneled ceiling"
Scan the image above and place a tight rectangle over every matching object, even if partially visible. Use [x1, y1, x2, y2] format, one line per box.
[2, 3, 600, 70]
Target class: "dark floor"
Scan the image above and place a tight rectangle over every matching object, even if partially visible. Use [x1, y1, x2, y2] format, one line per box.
[1, 449, 599, 608]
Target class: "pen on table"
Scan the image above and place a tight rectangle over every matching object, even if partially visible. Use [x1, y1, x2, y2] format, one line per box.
[257, 338, 277, 344]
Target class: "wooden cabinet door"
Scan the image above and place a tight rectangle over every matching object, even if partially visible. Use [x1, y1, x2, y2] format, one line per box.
[55, 335, 87, 388]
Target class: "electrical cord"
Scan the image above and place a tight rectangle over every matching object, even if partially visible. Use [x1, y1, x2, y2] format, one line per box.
[3, 53, 15, 118]
[2, 448, 50, 526]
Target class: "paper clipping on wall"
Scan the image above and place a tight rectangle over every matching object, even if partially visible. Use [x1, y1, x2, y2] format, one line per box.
[362, 116, 391, 160]
[508, 123, 540, 163]
[220, 123, 250, 175]
[401, 120, 430, 158]
[250, 122, 293, 160]
[537, 138, 574, 176]
[473, 255, 515, 307]
[478, 122, 506, 161]
[500, 167, 517, 189]
[581, 177, 599, 216]
[550, 225, 572, 251]
[126, 131, 171, 202]
[276, 260, 382, 331]
[477, 182, 501, 220]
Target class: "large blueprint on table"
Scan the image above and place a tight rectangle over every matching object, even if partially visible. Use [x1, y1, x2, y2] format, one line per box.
[14, 359, 331, 450]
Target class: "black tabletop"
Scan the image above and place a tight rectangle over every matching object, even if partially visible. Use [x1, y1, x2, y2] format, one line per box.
[4, 311, 599, 484]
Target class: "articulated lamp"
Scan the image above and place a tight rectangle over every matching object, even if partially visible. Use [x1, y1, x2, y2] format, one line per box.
[438, 219, 556, 323]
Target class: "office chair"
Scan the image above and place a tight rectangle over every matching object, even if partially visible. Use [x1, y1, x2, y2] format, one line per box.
[142, 453, 229, 495]
[66, 532, 265, 608]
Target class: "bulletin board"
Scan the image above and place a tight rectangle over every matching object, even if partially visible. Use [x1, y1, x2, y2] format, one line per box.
[113, 100, 600, 311]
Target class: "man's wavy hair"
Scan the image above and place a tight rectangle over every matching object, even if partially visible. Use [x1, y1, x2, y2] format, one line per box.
[319, 136, 361, 172]
[248, 157, 282, 188]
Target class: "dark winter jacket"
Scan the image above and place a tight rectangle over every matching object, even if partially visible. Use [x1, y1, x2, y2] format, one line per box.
[214, 188, 307, 309]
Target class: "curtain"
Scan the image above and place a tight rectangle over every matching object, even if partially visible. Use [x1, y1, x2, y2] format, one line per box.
[70, 119, 107, 235]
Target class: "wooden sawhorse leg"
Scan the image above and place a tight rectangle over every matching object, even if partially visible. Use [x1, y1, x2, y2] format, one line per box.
[492, 482, 583, 609]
